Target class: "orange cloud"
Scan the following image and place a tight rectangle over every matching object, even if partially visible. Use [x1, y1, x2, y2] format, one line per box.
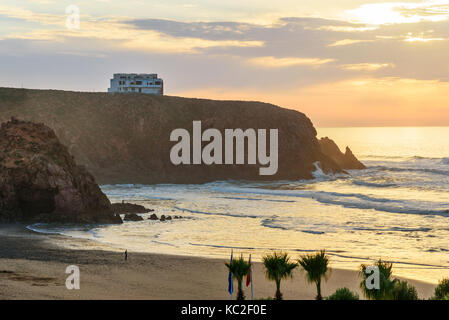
[248, 56, 335, 68]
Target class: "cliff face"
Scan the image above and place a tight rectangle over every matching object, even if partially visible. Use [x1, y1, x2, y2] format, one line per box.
[0, 88, 363, 184]
[0, 118, 122, 223]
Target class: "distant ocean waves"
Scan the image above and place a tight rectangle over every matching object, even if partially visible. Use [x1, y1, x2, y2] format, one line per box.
[208, 186, 449, 217]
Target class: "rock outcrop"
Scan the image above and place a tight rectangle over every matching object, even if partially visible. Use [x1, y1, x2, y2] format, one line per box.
[123, 213, 144, 221]
[0, 88, 365, 183]
[319, 137, 366, 170]
[0, 118, 122, 223]
[111, 202, 153, 214]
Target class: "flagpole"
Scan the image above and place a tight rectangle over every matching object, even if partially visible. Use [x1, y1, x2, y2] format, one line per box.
[229, 250, 233, 300]
[250, 254, 254, 300]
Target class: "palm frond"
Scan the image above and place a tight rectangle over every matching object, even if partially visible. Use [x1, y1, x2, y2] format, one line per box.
[262, 251, 298, 282]
[225, 256, 250, 282]
[298, 250, 330, 284]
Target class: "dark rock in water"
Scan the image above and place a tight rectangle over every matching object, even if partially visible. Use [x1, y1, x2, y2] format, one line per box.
[148, 213, 158, 220]
[160, 215, 166, 222]
[0, 118, 122, 224]
[112, 202, 153, 214]
[319, 137, 366, 170]
[343, 146, 366, 170]
[123, 213, 143, 221]
[166, 215, 172, 220]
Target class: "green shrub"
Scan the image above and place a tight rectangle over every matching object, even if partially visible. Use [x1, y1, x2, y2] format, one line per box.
[391, 280, 418, 300]
[434, 278, 449, 300]
[326, 288, 359, 300]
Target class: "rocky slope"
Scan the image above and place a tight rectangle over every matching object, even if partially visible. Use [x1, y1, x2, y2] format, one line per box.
[0, 118, 122, 223]
[0, 88, 364, 183]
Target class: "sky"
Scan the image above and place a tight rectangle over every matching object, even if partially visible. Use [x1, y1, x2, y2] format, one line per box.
[1, 0, 449, 126]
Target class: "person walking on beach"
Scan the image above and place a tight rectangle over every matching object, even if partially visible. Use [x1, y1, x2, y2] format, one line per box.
[125, 250, 128, 261]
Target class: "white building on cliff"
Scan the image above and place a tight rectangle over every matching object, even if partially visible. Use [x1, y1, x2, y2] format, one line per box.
[108, 73, 163, 95]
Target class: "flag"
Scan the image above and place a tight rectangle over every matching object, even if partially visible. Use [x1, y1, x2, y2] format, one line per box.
[246, 254, 252, 287]
[228, 250, 233, 295]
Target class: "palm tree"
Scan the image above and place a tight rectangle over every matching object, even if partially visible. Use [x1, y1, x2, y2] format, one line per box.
[359, 259, 396, 300]
[262, 251, 298, 300]
[225, 256, 250, 300]
[298, 250, 330, 300]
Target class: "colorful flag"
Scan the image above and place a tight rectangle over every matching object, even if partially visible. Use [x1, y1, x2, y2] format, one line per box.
[228, 250, 233, 296]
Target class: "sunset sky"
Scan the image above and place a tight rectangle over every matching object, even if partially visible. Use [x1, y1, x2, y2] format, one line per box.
[1, 0, 449, 126]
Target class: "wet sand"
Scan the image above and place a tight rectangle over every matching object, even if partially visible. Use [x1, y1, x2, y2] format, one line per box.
[0, 225, 436, 300]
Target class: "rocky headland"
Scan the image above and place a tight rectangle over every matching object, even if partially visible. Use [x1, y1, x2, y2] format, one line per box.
[0, 88, 365, 184]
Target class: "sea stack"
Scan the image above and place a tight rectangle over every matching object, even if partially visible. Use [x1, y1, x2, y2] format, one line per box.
[319, 137, 366, 170]
[0, 118, 122, 223]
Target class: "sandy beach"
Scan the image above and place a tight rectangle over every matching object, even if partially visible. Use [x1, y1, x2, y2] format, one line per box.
[0, 225, 436, 300]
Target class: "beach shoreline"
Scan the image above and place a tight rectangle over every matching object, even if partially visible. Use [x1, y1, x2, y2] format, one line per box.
[0, 224, 437, 300]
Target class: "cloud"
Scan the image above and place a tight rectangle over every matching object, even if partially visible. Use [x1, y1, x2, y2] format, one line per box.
[340, 63, 394, 71]
[0, 5, 63, 26]
[0, 5, 264, 53]
[125, 19, 257, 41]
[248, 56, 335, 68]
[1, 4, 449, 125]
[404, 36, 446, 42]
[346, 1, 449, 25]
[328, 39, 373, 46]
[395, 3, 449, 18]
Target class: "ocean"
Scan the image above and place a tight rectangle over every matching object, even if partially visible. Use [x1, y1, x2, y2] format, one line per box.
[28, 127, 449, 283]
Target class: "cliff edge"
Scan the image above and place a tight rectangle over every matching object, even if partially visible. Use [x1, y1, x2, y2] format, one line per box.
[0, 88, 364, 183]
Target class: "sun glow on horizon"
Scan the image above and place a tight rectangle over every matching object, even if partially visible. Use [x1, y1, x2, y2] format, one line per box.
[345, 1, 449, 25]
